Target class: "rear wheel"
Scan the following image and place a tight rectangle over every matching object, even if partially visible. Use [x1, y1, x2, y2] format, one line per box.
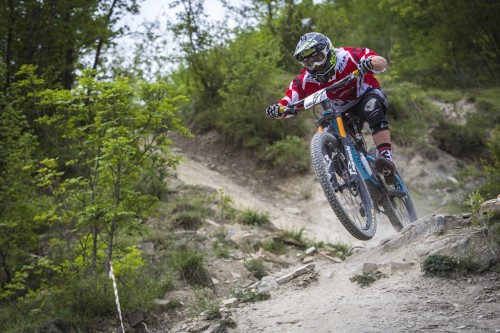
[310, 132, 376, 240]
[368, 147, 418, 231]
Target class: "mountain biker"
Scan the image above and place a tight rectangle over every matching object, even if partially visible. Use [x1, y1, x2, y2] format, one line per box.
[265, 32, 396, 184]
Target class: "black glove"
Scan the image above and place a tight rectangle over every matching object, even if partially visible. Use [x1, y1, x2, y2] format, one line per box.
[266, 104, 282, 119]
[357, 58, 373, 75]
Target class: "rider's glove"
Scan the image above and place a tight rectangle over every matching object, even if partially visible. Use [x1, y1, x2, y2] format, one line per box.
[356, 58, 374, 75]
[265, 104, 282, 119]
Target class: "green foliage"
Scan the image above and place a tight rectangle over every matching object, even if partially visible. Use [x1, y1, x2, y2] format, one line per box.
[28, 68, 190, 271]
[190, 288, 221, 318]
[421, 254, 461, 277]
[238, 209, 271, 227]
[349, 271, 386, 288]
[261, 240, 287, 255]
[383, 81, 442, 147]
[380, 0, 500, 87]
[478, 126, 500, 197]
[327, 242, 351, 260]
[170, 247, 210, 286]
[465, 192, 500, 249]
[232, 289, 271, 303]
[166, 185, 215, 221]
[212, 240, 231, 259]
[422, 252, 481, 278]
[244, 259, 268, 279]
[261, 135, 311, 174]
[279, 227, 308, 249]
[431, 120, 486, 160]
[217, 30, 308, 150]
[215, 188, 237, 221]
[163, 299, 182, 312]
[0, 97, 43, 286]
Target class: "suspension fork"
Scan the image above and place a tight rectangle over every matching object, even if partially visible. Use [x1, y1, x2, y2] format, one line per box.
[333, 109, 357, 177]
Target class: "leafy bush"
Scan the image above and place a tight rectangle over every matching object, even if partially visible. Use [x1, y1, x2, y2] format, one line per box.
[465, 192, 500, 249]
[261, 135, 310, 174]
[216, 31, 308, 150]
[477, 125, 500, 198]
[421, 254, 460, 277]
[431, 120, 486, 160]
[383, 81, 442, 147]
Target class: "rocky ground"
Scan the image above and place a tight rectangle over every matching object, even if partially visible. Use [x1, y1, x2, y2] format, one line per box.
[149, 132, 500, 333]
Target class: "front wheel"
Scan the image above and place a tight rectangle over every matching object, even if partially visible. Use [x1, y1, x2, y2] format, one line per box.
[310, 132, 376, 240]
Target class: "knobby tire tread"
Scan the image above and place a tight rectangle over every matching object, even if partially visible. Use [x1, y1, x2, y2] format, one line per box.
[367, 147, 418, 231]
[310, 132, 376, 240]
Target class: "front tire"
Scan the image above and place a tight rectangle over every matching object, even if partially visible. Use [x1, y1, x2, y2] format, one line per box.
[310, 132, 376, 240]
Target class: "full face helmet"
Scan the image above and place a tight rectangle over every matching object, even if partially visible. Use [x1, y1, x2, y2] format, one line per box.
[293, 32, 337, 83]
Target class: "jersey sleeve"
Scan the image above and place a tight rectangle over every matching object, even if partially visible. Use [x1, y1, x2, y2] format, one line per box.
[348, 47, 386, 74]
[278, 72, 306, 106]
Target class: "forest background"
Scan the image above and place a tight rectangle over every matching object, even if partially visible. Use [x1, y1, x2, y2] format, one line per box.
[0, 0, 499, 331]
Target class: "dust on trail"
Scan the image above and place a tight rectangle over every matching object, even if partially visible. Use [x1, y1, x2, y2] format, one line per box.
[174, 155, 397, 248]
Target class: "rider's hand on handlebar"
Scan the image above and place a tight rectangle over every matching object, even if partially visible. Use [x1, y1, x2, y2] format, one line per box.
[265, 104, 283, 119]
[356, 58, 373, 75]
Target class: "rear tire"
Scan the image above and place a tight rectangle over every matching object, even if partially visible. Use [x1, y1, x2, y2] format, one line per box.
[310, 132, 376, 240]
[368, 147, 418, 231]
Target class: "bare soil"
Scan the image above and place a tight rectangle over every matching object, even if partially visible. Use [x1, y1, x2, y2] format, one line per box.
[166, 132, 499, 333]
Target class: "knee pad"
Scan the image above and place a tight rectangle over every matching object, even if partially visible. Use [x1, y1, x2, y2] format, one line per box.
[361, 97, 389, 135]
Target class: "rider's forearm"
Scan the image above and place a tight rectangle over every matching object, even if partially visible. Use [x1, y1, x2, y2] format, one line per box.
[370, 56, 387, 72]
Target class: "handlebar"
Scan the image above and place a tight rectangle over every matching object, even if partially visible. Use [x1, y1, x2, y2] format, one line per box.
[280, 69, 360, 116]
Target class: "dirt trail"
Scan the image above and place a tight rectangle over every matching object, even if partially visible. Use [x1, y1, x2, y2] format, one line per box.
[175, 155, 396, 248]
[172, 144, 500, 333]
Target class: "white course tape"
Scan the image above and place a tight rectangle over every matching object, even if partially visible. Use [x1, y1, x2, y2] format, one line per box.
[109, 261, 125, 333]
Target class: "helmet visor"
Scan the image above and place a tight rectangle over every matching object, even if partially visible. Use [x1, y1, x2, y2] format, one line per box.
[300, 49, 327, 70]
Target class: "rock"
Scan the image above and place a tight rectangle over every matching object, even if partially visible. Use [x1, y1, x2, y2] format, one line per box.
[221, 297, 238, 307]
[127, 309, 144, 328]
[256, 248, 289, 265]
[44, 318, 71, 333]
[276, 263, 315, 284]
[154, 299, 171, 305]
[480, 196, 500, 218]
[318, 251, 343, 263]
[274, 236, 303, 247]
[305, 246, 317, 255]
[302, 256, 315, 263]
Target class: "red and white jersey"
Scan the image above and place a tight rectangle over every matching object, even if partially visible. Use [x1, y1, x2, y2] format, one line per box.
[278, 47, 385, 113]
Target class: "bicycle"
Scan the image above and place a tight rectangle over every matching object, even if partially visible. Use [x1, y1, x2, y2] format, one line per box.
[281, 70, 418, 240]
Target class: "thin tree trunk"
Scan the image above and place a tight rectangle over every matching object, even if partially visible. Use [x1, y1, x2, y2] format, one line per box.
[93, 0, 119, 71]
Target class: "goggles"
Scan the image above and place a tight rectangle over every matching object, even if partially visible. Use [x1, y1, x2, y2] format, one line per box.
[300, 49, 327, 70]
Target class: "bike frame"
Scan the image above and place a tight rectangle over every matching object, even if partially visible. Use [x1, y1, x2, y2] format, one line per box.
[326, 109, 410, 199]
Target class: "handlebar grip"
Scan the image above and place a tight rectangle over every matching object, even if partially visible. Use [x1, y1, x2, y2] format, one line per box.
[281, 105, 297, 116]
